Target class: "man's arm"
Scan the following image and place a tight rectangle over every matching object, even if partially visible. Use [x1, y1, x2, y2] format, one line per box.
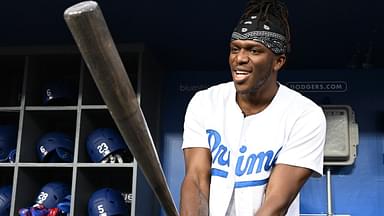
[255, 106, 326, 215]
[180, 147, 211, 216]
[255, 164, 313, 216]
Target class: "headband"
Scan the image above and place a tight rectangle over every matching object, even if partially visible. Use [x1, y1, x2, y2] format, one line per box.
[231, 15, 288, 54]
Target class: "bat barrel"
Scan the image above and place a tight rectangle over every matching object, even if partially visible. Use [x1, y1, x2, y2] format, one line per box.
[64, 2, 179, 216]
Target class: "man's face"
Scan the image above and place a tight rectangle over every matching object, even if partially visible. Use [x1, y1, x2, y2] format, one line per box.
[229, 40, 284, 94]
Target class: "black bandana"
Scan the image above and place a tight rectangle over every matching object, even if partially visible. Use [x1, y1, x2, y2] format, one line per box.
[231, 15, 288, 54]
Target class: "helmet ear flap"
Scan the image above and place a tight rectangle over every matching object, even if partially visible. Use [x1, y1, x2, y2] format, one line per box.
[57, 195, 71, 214]
[8, 149, 16, 162]
[0, 125, 17, 162]
[0, 185, 12, 215]
[55, 147, 74, 162]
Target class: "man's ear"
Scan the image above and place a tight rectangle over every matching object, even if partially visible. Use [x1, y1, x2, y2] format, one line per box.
[273, 54, 286, 72]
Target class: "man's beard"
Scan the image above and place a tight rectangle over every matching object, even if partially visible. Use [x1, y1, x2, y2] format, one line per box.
[237, 70, 272, 95]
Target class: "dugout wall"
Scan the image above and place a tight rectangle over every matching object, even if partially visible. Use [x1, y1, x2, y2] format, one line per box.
[0, 44, 162, 216]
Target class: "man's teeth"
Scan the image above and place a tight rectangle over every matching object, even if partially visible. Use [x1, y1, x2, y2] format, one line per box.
[236, 71, 249, 75]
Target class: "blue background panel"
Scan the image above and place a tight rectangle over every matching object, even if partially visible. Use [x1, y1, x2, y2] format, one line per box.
[160, 69, 384, 216]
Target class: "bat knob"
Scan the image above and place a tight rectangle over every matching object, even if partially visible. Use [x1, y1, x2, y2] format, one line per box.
[64, 1, 98, 17]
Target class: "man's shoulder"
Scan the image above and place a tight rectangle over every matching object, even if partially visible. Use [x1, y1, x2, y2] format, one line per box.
[279, 84, 321, 109]
[277, 84, 324, 120]
[205, 81, 234, 93]
[193, 81, 234, 100]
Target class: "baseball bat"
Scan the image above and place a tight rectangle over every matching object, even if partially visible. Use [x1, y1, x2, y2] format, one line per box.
[63, 1, 179, 215]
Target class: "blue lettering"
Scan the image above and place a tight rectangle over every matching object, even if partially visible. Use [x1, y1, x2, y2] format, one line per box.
[234, 178, 269, 188]
[207, 129, 230, 167]
[211, 168, 228, 177]
[206, 129, 221, 151]
[260, 151, 274, 172]
[215, 145, 230, 166]
[235, 146, 280, 176]
[206, 129, 282, 186]
[264, 147, 282, 171]
[235, 146, 248, 176]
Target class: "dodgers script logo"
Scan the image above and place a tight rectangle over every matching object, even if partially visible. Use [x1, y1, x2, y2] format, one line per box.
[207, 129, 281, 188]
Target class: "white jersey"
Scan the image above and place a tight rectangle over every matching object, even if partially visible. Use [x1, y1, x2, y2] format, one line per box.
[182, 82, 326, 216]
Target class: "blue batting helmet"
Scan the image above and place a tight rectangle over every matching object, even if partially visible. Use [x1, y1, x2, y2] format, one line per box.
[42, 80, 75, 106]
[88, 188, 129, 216]
[36, 132, 74, 162]
[0, 125, 17, 162]
[35, 182, 71, 209]
[86, 128, 127, 162]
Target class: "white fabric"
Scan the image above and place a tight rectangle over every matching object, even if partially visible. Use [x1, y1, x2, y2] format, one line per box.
[182, 82, 326, 216]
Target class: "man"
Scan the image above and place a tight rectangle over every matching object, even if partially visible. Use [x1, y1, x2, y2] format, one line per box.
[180, 0, 326, 215]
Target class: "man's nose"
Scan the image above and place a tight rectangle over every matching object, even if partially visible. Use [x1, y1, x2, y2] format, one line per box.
[237, 49, 249, 64]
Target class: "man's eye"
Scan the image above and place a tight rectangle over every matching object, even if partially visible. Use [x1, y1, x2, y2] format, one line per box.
[250, 49, 260, 54]
[231, 47, 239, 53]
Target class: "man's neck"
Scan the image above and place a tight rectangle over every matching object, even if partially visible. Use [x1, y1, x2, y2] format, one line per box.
[236, 82, 279, 116]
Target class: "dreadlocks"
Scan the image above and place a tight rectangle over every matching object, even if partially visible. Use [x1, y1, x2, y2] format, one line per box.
[231, 0, 291, 54]
[241, 0, 290, 45]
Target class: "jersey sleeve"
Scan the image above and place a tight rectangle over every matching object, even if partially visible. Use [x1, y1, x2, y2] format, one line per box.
[182, 91, 210, 150]
[276, 106, 326, 176]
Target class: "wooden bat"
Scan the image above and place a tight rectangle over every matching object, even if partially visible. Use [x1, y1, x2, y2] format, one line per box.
[63, 1, 179, 215]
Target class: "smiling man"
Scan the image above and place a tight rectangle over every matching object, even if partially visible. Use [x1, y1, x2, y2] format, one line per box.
[180, 0, 326, 215]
